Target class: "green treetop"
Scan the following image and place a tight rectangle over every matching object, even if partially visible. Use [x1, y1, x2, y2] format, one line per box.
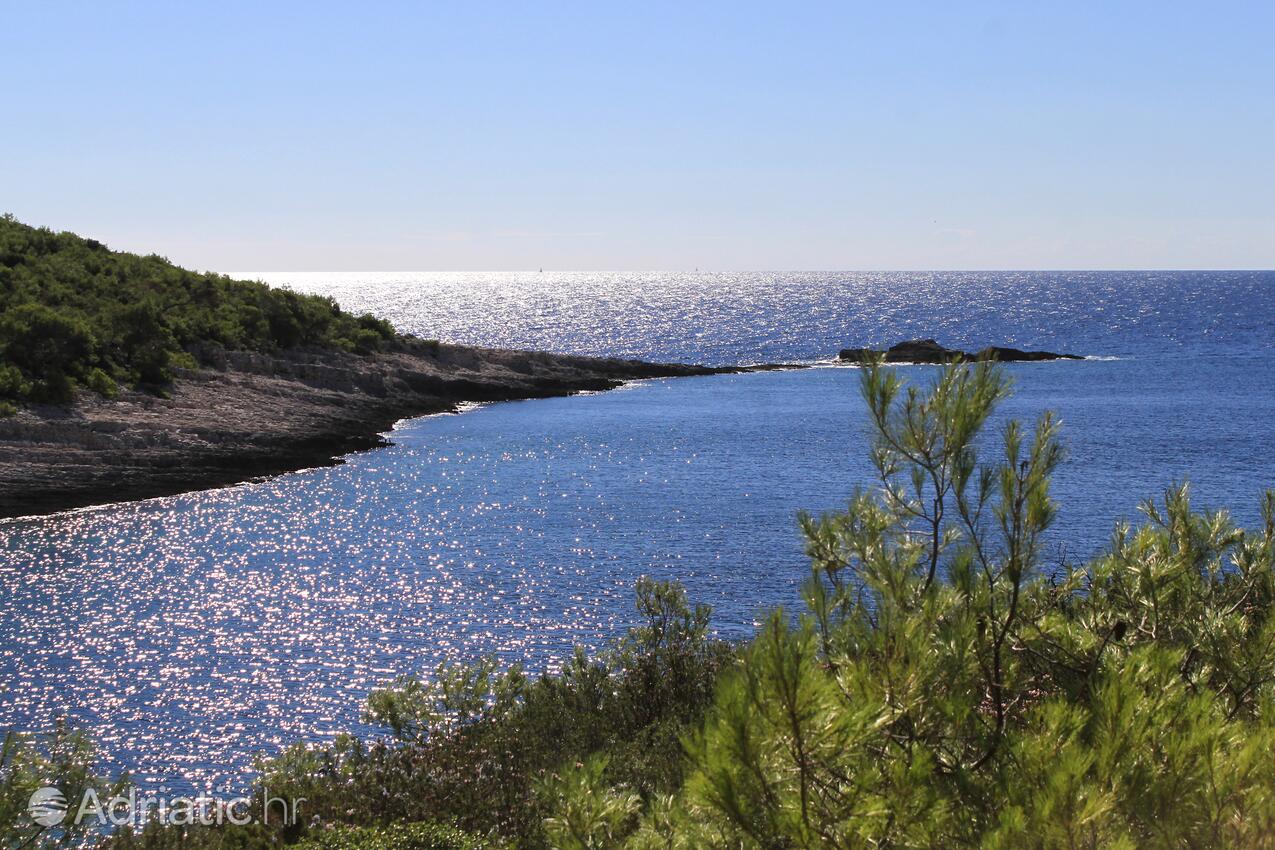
[0, 214, 397, 406]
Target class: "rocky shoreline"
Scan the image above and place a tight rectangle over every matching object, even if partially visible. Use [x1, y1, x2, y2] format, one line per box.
[0, 339, 1083, 520]
[0, 341, 741, 520]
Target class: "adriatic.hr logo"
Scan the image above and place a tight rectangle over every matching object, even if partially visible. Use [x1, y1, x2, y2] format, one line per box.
[25, 785, 305, 828]
[27, 787, 69, 826]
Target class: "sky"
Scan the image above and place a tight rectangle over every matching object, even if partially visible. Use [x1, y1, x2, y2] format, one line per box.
[3, 1, 1273, 271]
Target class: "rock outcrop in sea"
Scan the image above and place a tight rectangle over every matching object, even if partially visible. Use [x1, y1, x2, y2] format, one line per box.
[838, 339, 1082, 364]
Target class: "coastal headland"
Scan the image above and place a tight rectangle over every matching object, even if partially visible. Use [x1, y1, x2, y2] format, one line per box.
[0, 217, 1085, 520]
[0, 341, 742, 519]
[0, 337, 1088, 519]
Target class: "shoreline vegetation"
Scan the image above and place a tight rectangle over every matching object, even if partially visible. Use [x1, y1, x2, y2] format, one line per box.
[0, 216, 750, 519]
[5, 358, 1274, 849]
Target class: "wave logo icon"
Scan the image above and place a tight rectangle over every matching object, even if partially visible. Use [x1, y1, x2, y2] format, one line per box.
[28, 787, 68, 827]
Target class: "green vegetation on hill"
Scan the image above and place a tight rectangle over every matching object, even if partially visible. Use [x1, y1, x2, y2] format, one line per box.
[5, 360, 1275, 849]
[0, 214, 396, 408]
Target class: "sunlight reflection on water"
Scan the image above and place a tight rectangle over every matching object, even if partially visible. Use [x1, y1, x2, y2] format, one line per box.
[1, 271, 1273, 791]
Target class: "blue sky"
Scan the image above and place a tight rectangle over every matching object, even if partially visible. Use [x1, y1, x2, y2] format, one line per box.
[3, 1, 1273, 270]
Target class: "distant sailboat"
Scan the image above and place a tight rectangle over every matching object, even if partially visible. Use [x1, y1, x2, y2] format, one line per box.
[538, 267, 543, 273]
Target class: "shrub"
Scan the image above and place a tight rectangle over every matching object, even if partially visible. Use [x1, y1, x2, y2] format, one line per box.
[109, 301, 177, 386]
[350, 328, 384, 354]
[558, 358, 1275, 849]
[540, 757, 640, 850]
[0, 724, 123, 850]
[0, 363, 29, 399]
[84, 367, 118, 399]
[0, 302, 95, 401]
[0, 216, 407, 407]
[295, 823, 482, 850]
[252, 578, 735, 848]
[106, 822, 278, 850]
[30, 370, 78, 404]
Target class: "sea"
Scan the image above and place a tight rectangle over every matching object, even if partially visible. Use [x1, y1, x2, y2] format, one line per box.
[1, 271, 1272, 793]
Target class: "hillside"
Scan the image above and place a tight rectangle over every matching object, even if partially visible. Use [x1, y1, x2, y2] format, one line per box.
[0, 214, 397, 409]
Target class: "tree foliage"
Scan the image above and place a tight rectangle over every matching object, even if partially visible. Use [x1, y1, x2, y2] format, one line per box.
[0, 214, 397, 405]
[249, 576, 734, 849]
[1, 723, 126, 850]
[570, 359, 1275, 850]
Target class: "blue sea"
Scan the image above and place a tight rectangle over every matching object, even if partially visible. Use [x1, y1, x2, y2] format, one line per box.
[1, 271, 1273, 792]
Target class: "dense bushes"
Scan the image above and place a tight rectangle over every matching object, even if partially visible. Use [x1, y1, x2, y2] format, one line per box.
[294, 823, 482, 850]
[254, 577, 735, 848]
[0, 214, 398, 405]
[105, 822, 480, 850]
[544, 360, 1275, 849]
[1, 724, 128, 850]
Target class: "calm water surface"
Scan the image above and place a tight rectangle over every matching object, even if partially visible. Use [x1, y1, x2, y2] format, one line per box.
[1, 272, 1272, 791]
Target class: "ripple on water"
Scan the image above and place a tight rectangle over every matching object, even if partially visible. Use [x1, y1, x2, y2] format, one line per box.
[2, 272, 1274, 792]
